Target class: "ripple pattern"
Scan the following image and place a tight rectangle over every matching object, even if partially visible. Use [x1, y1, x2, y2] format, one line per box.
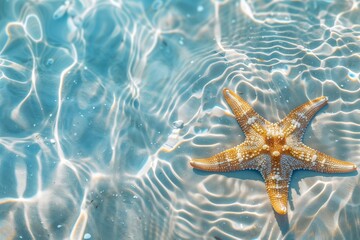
[0, 0, 359, 239]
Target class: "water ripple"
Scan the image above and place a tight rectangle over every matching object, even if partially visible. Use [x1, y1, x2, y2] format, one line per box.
[0, 0, 359, 239]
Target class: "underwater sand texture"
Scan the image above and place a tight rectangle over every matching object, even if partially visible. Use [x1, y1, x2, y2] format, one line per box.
[0, 0, 359, 239]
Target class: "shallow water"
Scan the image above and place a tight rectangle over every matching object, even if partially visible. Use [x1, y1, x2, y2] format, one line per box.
[0, 0, 359, 239]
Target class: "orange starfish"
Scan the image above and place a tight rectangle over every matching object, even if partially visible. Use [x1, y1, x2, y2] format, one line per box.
[190, 88, 357, 215]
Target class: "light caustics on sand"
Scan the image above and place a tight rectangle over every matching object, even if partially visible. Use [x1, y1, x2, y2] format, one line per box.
[0, 0, 360, 240]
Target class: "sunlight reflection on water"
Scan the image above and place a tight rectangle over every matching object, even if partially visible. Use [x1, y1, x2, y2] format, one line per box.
[0, 0, 359, 239]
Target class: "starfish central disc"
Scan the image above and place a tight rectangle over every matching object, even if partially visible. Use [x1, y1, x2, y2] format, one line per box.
[272, 151, 280, 157]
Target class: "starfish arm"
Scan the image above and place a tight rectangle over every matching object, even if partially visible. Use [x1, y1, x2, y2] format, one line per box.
[262, 155, 294, 215]
[280, 96, 328, 140]
[288, 143, 357, 173]
[190, 140, 263, 172]
[223, 88, 269, 137]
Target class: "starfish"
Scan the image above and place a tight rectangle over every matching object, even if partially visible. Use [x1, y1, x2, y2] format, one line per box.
[190, 88, 357, 215]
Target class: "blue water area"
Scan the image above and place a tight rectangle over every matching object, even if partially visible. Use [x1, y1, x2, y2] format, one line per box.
[0, 0, 359, 239]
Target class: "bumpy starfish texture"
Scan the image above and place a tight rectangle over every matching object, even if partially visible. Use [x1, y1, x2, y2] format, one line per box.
[190, 88, 357, 215]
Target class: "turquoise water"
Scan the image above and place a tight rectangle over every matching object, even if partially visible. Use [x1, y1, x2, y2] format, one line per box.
[0, 0, 359, 239]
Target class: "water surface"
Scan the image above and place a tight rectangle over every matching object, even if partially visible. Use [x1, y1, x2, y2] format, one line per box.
[0, 0, 359, 239]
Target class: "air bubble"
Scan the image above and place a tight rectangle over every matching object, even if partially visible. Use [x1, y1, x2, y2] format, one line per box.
[152, 0, 163, 10]
[172, 120, 184, 129]
[348, 72, 356, 78]
[53, 1, 70, 20]
[46, 58, 54, 66]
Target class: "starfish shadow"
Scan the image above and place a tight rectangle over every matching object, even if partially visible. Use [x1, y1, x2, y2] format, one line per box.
[192, 168, 263, 181]
[289, 169, 358, 204]
[274, 213, 290, 237]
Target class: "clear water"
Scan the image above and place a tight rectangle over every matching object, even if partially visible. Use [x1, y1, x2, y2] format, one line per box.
[0, 0, 359, 239]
